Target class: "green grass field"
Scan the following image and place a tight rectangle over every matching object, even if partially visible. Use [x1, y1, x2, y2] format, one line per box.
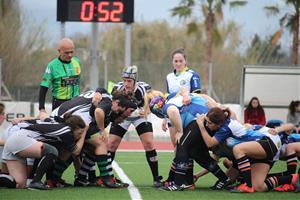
[1, 152, 299, 200]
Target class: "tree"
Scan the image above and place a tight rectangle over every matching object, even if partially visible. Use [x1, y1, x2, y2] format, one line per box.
[170, 0, 247, 88]
[245, 34, 288, 65]
[0, 0, 49, 86]
[264, 0, 300, 65]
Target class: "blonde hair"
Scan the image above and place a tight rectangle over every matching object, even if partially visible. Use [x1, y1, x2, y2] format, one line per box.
[144, 89, 165, 118]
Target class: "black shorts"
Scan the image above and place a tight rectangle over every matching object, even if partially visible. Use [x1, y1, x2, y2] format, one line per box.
[109, 122, 153, 138]
[85, 124, 100, 139]
[52, 98, 70, 110]
[211, 143, 234, 161]
[232, 136, 278, 169]
[256, 136, 278, 161]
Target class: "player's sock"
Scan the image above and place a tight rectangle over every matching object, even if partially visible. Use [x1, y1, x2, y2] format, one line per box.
[237, 156, 252, 187]
[146, 150, 159, 181]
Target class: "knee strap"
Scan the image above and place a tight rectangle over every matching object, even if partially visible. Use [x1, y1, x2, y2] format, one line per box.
[42, 143, 58, 157]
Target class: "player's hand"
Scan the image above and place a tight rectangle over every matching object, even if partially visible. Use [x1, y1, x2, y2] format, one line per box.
[139, 109, 145, 117]
[11, 118, 23, 125]
[161, 119, 168, 132]
[39, 110, 49, 121]
[92, 92, 102, 106]
[182, 95, 191, 105]
[196, 114, 205, 128]
[175, 132, 183, 143]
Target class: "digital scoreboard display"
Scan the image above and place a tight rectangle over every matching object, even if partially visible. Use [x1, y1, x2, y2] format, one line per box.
[57, 0, 134, 23]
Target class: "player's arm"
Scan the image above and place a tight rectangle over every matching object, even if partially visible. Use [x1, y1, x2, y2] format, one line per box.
[196, 114, 219, 148]
[94, 107, 105, 130]
[72, 127, 87, 156]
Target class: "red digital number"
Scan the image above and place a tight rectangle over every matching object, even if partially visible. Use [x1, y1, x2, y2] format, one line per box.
[80, 1, 94, 21]
[80, 1, 124, 22]
[110, 2, 123, 22]
[98, 1, 110, 22]
[98, 1, 123, 22]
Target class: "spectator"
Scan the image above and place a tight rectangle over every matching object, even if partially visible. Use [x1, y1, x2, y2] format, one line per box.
[0, 102, 5, 125]
[244, 97, 266, 126]
[287, 100, 300, 133]
[0, 102, 5, 173]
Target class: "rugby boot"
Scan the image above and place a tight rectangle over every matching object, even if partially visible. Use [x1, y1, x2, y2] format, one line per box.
[230, 183, 254, 193]
[28, 181, 50, 190]
[153, 176, 163, 188]
[159, 182, 185, 191]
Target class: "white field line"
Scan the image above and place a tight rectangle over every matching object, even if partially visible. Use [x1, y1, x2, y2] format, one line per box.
[112, 161, 142, 200]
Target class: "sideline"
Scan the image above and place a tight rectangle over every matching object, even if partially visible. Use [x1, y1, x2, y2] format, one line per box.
[112, 161, 142, 200]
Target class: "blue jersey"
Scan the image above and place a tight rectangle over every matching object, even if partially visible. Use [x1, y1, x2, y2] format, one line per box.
[162, 94, 208, 128]
[288, 133, 300, 143]
[213, 119, 269, 147]
[166, 68, 201, 94]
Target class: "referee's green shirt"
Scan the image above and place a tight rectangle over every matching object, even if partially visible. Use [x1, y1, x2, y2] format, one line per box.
[40, 57, 81, 100]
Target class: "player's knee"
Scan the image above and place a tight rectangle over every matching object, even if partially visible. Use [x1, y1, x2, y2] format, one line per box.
[232, 145, 244, 157]
[43, 143, 58, 158]
[254, 183, 267, 192]
[108, 141, 119, 151]
[143, 141, 154, 151]
[15, 178, 26, 189]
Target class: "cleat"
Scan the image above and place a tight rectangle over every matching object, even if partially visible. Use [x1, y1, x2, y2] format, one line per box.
[96, 177, 123, 188]
[45, 178, 72, 188]
[225, 181, 240, 190]
[112, 177, 129, 188]
[159, 182, 185, 191]
[0, 174, 17, 188]
[162, 180, 172, 187]
[153, 176, 163, 188]
[96, 178, 105, 187]
[210, 179, 232, 190]
[230, 183, 254, 193]
[292, 174, 300, 193]
[183, 183, 195, 191]
[274, 184, 295, 192]
[74, 178, 95, 187]
[28, 181, 50, 190]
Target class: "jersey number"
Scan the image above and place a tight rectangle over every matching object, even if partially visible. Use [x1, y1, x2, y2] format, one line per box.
[79, 91, 95, 99]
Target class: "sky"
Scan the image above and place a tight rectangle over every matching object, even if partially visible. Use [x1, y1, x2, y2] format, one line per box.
[19, 0, 291, 50]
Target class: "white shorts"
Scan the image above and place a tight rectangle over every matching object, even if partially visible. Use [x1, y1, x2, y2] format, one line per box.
[119, 116, 151, 130]
[2, 129, 38, 163]
[1, 123, 31, 164]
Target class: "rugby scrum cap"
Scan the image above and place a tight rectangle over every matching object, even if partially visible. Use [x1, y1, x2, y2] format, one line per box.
[149, 96, 165, 118]
[122, 65, 138, 81]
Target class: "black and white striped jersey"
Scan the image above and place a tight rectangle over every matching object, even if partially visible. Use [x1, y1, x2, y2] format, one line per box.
[51, 88, 112, 125]
[112, 81, 151, 108]
[23, 122, 77, 152]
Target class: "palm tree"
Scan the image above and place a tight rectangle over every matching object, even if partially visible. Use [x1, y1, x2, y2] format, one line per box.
[264, 0, 300, 65]
[170, 0, 247, 89]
